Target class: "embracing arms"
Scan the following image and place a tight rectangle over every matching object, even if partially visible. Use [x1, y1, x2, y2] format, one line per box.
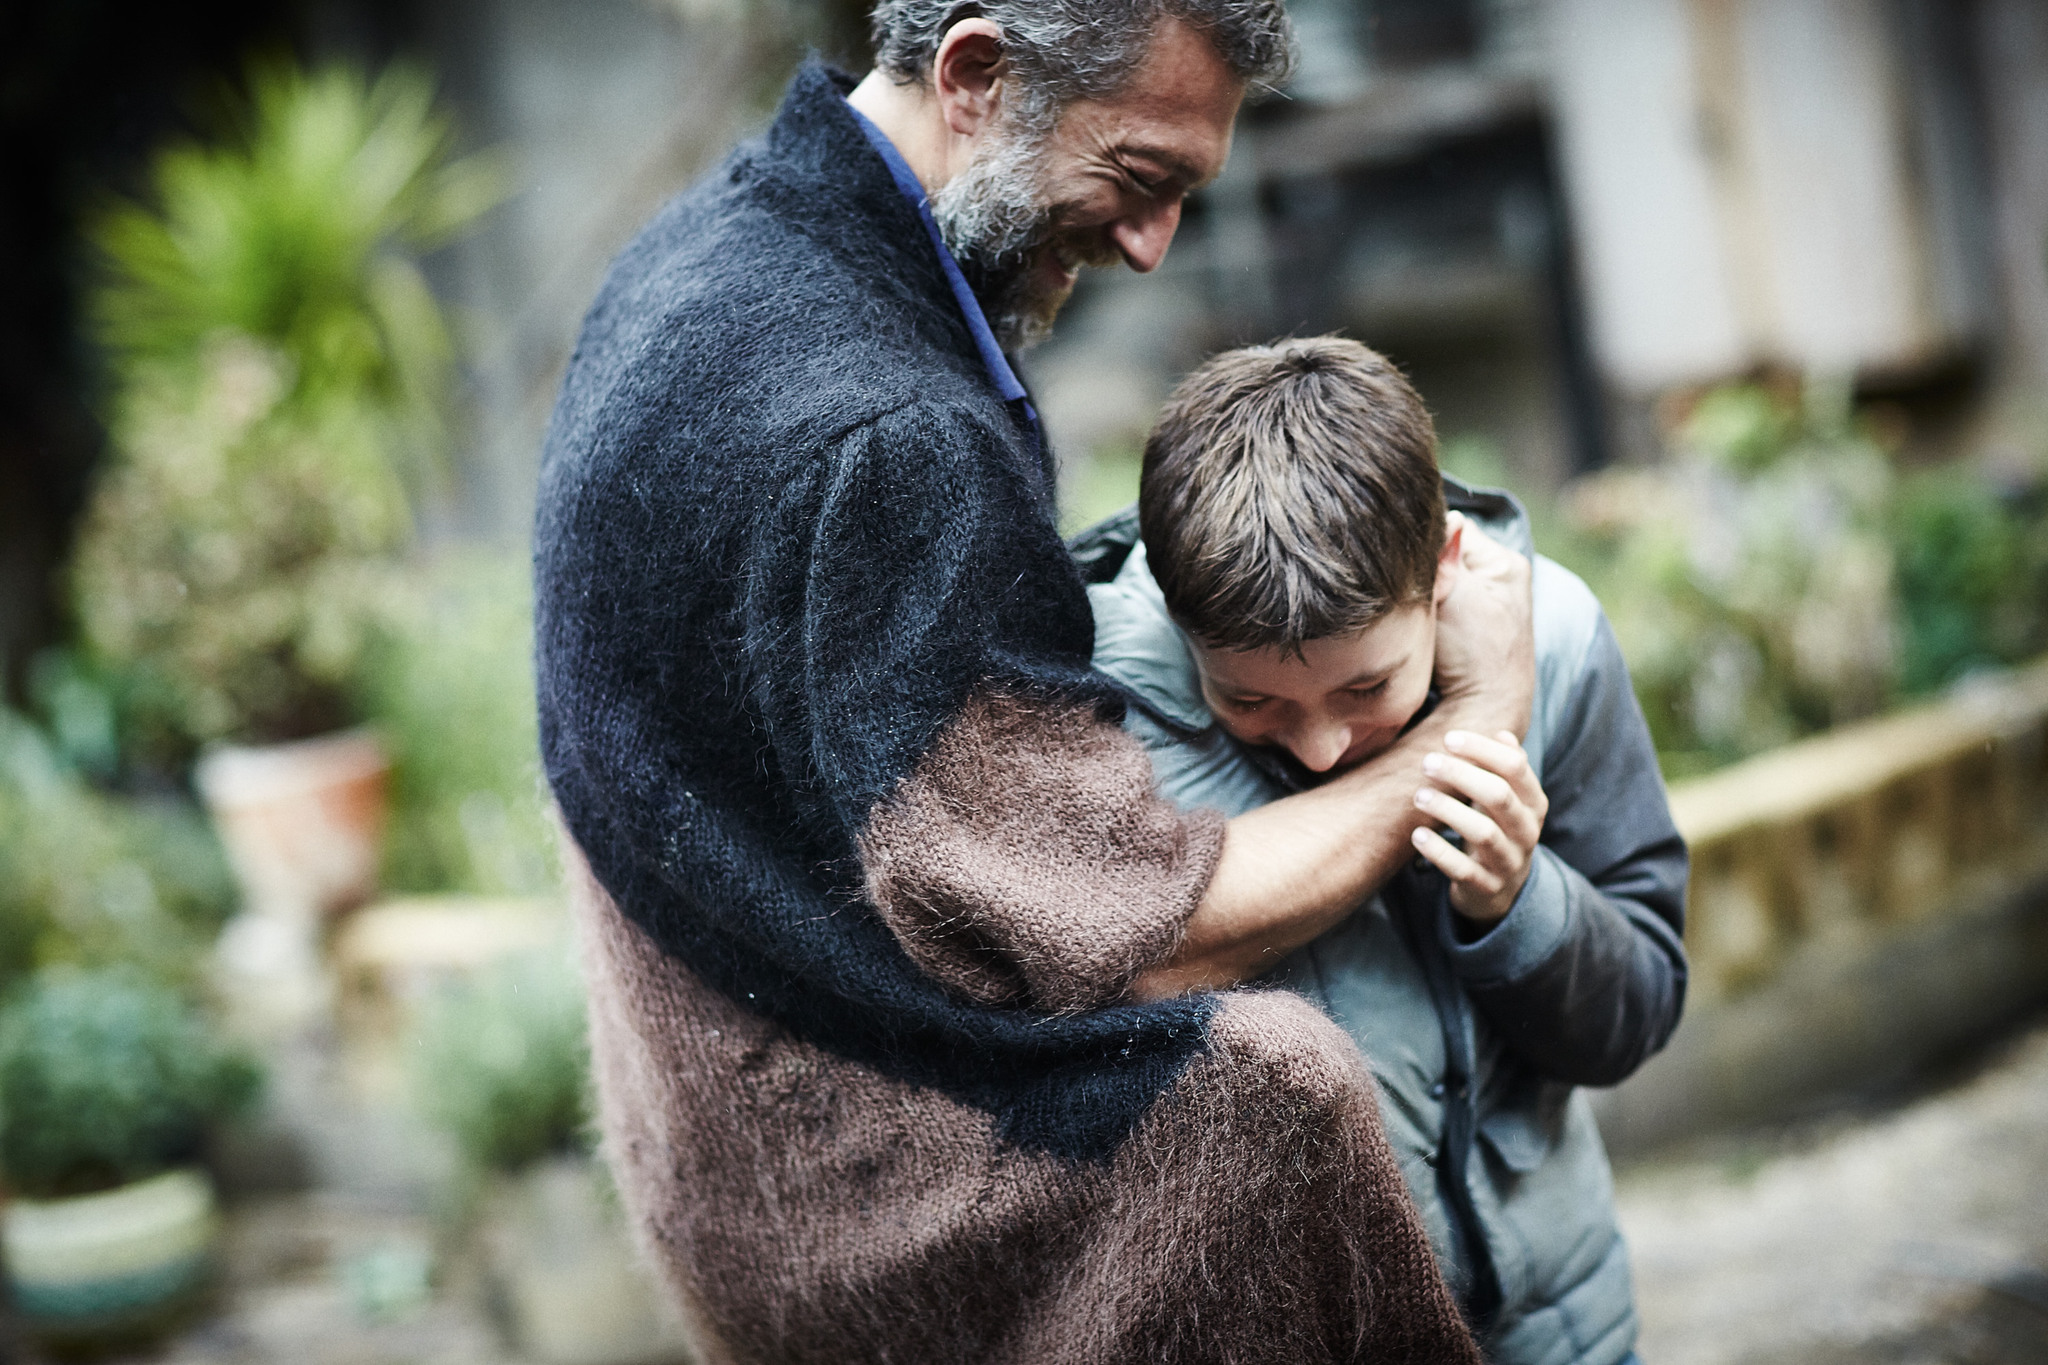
[1131, 522, 1536, 999]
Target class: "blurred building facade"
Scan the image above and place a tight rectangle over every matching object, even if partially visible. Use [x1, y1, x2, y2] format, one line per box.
[385, 0, 2048, 523]
[8, 0, 2048, 674]
[1028, 0, 2048, 513]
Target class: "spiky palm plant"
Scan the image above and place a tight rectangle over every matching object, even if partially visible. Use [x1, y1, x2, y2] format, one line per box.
[74, 64, 499, 752]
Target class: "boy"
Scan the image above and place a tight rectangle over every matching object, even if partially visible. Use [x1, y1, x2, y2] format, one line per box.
[1078, 337, 1687, 1364]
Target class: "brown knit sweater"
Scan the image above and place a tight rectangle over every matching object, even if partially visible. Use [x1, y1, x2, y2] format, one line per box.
[566, 696, 1479, 1364]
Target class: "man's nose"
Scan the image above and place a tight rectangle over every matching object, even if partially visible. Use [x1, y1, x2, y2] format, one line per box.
[1289, 721, 1352, 774]
[1110, 197, 1181, 274]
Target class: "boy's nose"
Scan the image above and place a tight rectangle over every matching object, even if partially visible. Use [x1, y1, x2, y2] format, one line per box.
[1290, 723, 1352, 774]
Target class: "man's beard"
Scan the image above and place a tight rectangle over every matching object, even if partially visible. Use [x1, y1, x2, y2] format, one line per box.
[930, 121, 1117, 352]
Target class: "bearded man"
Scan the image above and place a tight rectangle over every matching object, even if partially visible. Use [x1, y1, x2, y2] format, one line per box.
[535, 2, 1533, 1360]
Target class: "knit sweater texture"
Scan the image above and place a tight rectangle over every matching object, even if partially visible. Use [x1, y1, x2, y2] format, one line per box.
[534, 61, 1480, 1364]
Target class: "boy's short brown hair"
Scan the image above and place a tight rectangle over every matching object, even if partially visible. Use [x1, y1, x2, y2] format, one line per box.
[1139, 335, 1445, 653]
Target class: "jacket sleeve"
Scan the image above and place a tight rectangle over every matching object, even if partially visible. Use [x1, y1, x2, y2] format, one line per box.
[1435, 614, 1689, 1086]
[764, 402, 1225, 1014]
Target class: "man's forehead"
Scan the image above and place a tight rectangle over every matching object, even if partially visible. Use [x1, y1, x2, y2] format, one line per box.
[1066, 19, 1243, 183]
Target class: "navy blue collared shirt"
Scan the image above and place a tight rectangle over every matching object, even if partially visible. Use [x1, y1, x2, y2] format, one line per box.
[845, 99, 1042, 442]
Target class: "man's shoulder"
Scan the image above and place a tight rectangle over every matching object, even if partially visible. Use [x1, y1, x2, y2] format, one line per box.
[544, 182, 997, 491]
[548, 63, 992, 460]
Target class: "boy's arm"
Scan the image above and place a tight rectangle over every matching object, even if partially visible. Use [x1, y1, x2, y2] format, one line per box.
[1132, 521, 1535, 999]
[1436, 615, 1689, 1086]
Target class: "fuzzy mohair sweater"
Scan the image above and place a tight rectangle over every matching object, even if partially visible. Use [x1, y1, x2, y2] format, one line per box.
[534, 61, 1481, 1365]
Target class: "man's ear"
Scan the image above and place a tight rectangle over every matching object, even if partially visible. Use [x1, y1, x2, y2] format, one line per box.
[1433, 512, 1466, 608]
[933, 18, 1009, 139]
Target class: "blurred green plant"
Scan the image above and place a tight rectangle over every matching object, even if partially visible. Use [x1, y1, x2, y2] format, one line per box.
[0, 968, 259, 1198]
[0, 709, 235, 992]
[360, 553, 555, 896]
[410, 950, 588, 1176]
[1551, 378, 2048, 774]
[1890, 472, 2048, 697]
[72, 63, 500, 756]
[1059, 438, 1146, 536]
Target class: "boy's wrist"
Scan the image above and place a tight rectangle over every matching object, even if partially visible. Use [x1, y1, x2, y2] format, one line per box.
[1439, 853, 1571, 983]
[1449, 865, 1530, 932]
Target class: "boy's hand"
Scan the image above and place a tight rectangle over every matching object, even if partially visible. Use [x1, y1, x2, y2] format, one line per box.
[1411, 729, 1548, 924]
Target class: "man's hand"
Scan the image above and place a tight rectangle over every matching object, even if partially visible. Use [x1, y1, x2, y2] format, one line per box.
[1433, 513, 1534, 740]
[1412, 729, 1548, 924]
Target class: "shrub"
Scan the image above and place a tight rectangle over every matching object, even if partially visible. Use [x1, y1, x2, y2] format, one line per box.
[1890, 472, 2048, 697]
[357, 553, 556, 896]
[0, 969, 259, 1198]
[0, 710, 234, 993]
[410, 949, 588, 1175]
[1549, 378, 2048, 774]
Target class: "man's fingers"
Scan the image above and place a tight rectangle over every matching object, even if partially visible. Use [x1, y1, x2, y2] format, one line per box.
[1455, 518, 1529, 585]
[1414, 787, 1518, 869]
[1456, 516, 1502, 565]
[1443, 729, 1546, 812]
[1411, 826, 1501, 895]
[1443, 729, 1522, 776]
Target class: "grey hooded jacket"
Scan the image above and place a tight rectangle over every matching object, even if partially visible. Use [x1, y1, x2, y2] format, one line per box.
[1074, 483, 1689, 1365]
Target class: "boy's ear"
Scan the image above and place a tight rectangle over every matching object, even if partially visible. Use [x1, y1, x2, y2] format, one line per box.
[1433, 513, 1465, 608]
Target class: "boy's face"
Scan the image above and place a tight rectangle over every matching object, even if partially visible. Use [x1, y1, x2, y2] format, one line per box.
[1187, 521, 1463, 776]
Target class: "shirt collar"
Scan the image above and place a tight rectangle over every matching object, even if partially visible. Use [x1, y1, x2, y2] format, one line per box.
[844, 99, 1039, 427]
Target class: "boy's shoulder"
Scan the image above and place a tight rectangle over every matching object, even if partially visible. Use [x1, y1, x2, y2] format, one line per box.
[1526, 555, 1606, 775]
[1087, 538, 1213, 734]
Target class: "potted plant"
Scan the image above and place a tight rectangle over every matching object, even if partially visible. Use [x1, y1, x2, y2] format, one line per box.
[70, 63, 499, 932]
[0, 707, 237, 996]
[411, 948, 691, 1365]
[0, 968, 260, 1341]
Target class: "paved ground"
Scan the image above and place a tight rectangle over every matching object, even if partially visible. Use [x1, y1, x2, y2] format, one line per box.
[15, 1017, 2048, 1363]
[1619, 1016, 2048, 1365]
[12, 1196, 510, 1365]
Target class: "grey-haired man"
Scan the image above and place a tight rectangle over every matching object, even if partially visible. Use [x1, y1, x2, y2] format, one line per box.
[536, 3, 1532, 1359]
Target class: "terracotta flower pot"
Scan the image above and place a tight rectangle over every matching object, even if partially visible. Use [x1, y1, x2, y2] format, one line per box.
[200, 729, 390, 1032]
[3, 1168, 219, 1338]
[196, 727, 390, 921]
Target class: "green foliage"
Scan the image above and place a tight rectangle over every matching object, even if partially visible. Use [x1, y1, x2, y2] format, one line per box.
[1555, 381, 1896, 769]
[73, 63, 500, 752]
[90, 63, 498, 426]
[1681, 384, 1796, 474]
[410, 950, 588, 1175]
[1549, 379, 2048, 774]
[0, 968, 259, 1198]
[0, 710, 235, 994]
[1059, 439, 1145, 535]
[357, 553, 555, 896]
[1890, 473, 2048, 696]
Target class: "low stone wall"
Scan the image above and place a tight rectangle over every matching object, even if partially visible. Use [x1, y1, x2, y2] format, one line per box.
[1592, 657, 2048, 1155]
